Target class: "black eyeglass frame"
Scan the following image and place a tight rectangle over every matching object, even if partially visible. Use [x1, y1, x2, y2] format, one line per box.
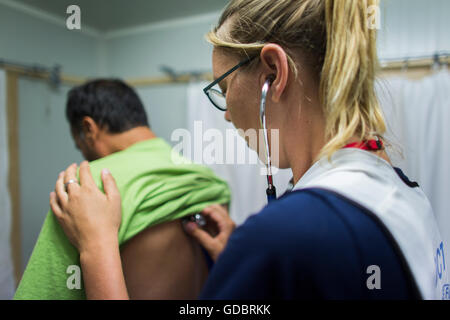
[203, 55, 256, 111]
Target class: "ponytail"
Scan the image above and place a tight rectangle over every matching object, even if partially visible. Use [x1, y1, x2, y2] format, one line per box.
[319, 0, 386, 159]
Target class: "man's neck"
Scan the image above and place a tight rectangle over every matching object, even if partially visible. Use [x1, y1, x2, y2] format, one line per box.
[104, 127, 157, 154]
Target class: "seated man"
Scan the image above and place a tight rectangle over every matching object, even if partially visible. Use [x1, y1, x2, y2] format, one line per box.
[14, 79, 230, 300]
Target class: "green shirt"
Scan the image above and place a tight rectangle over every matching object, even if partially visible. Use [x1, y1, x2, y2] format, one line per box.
[14, 138, 231, 300]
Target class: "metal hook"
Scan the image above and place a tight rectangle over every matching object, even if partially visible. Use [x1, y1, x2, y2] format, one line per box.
[50, 64, 61, 88]
[432, 53, 443, 72]
[160, 65, 177, 81]
[401, 58, 409, 74]
[434, 53, 441, 67]
[443, 53, 449, 70]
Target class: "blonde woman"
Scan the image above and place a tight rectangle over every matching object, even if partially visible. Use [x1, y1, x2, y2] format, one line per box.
[50, 0, 448, 299]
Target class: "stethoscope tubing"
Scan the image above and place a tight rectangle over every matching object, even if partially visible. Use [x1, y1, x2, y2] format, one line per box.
[260, 78, 277, 202]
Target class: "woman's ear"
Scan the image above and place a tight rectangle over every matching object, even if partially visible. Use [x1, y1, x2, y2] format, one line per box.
[259, 44, 289, 103]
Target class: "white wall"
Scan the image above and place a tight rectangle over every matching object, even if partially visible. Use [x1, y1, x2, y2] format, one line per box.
[0, 3, 102, 76]
[379, 0, 450, 59]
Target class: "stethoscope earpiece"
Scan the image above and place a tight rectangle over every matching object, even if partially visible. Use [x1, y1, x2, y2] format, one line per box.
[265, 75, 275, 86]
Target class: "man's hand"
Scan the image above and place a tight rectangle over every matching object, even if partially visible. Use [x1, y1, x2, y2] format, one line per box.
[183, 204, 236, 261]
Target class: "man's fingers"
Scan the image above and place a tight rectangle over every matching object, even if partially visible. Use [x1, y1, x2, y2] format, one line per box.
[101, 169, 120, 201]
[64, 163, 80, 194]
[55, 171, 69, 208]
[79, 161, 96, 188]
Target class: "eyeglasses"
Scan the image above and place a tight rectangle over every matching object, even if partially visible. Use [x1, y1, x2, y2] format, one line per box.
[203, 56, 256, 111]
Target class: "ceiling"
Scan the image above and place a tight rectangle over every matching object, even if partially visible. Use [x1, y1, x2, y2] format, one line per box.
[12, 0, 229, 32]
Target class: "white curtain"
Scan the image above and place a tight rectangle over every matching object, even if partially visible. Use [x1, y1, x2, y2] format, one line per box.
[0, 70, 15, 299]
[186, 83, 292, 225]
[378, 68, 450, 261]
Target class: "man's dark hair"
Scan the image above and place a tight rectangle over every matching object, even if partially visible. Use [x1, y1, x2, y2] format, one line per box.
[66, 79, 149, 134]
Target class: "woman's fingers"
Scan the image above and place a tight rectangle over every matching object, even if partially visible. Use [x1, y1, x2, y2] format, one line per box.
[101, 169, 120, 202]
[202, 204, 229, 222]
[202, 204, 235, 233]
[64, 163, 80, 194]
[55, 171, 69, 208]
[49, 162, 123, 253]
[79, 161, 96, 188]
[204, 204, 228, 215]
[184, 222, 217, 253]
[50, 191, 64, 219]
[184, 204, 235, 261]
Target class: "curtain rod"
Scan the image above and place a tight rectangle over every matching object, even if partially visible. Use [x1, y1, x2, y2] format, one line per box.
[380, 52, 450, 71]
[1, 52, 449, 88]
[0, 60, 86, 86]
[129, 52, 450, 86]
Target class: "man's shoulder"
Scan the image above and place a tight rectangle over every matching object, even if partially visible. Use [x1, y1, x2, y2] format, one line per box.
[88, 138, 171, 170]
[86, 137, 217, 184]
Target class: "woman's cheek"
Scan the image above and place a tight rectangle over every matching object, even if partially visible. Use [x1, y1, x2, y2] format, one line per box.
[227, 80, 259, 132]
[227, 96, 244, 130]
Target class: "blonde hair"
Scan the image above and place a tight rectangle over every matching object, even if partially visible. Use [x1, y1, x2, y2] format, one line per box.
[207, 0, 386, 160]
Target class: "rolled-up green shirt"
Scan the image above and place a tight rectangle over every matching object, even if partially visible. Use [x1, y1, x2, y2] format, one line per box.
[14, 138, 231, 300]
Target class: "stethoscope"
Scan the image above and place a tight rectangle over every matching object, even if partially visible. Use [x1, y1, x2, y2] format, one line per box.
[260, 77, 277, 203]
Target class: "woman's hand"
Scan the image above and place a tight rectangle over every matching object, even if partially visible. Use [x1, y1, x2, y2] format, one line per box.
[50, 161, 128, 300]
[49, 161, 122, 254]
[183, 204, 236, 261]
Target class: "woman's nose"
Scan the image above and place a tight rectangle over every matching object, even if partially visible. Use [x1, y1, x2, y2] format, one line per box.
[224, 110, 232, 122]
